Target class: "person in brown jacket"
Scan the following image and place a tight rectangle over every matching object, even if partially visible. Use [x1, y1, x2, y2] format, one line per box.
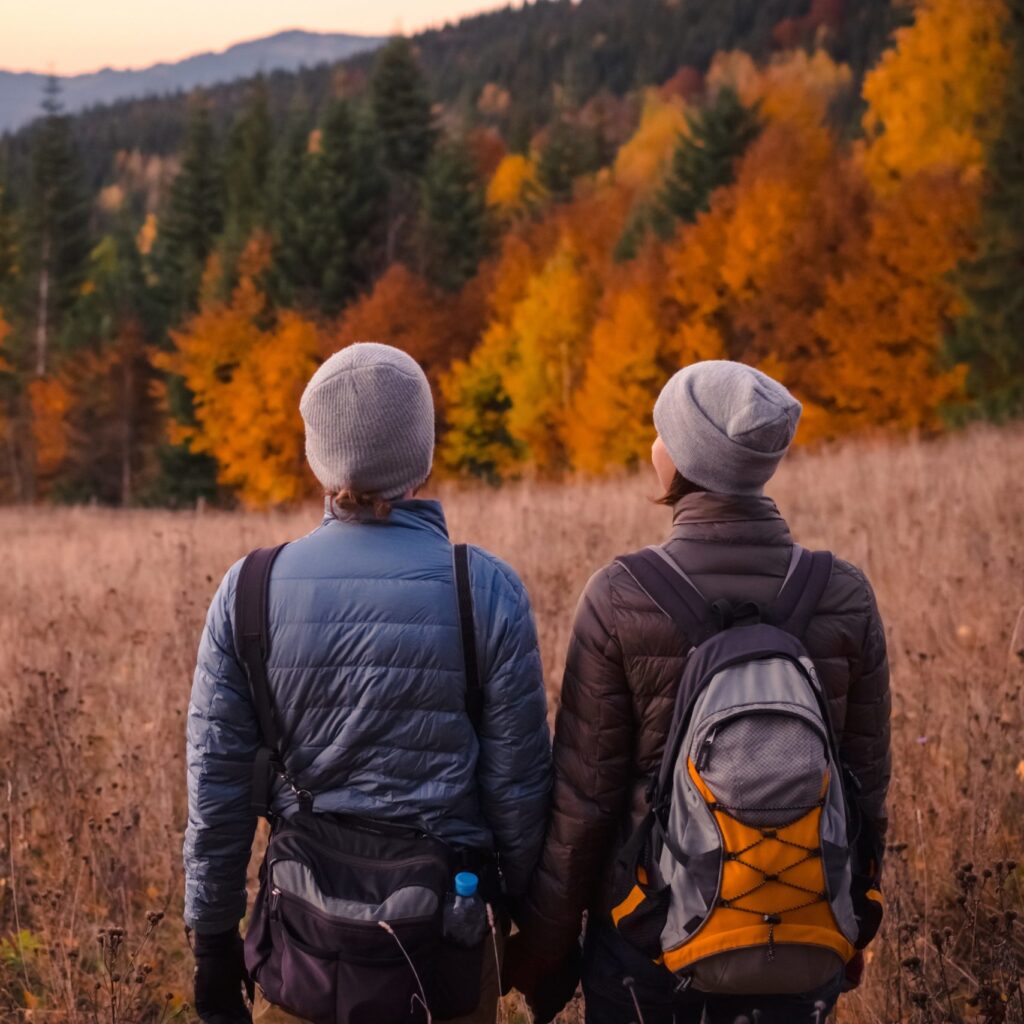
[506, 361, 891, 1024]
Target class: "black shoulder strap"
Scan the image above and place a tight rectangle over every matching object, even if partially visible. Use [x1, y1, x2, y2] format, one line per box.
[235, 543, 304, 817]
[453, 544, 484, 733]
[768, 546, 834, 639]
[616, 546, 712, 645]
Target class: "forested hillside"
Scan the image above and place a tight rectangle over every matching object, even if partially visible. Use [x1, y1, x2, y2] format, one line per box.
[0, 31, 384, 136]
[0, 0, 900, 191]
[0, 0, 1020, 507]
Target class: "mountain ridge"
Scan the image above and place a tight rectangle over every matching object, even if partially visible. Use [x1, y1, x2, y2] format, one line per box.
[0, 29, 385, 134]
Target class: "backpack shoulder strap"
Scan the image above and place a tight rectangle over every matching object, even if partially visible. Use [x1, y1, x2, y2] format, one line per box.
[453, 544, 484, 733]
[235, 543, 299, 816]
[616, 545, 712, 645]
[768, 545, 834, 639]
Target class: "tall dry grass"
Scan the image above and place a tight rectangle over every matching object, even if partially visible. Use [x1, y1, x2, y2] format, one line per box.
[0, 426, 1021, 1022]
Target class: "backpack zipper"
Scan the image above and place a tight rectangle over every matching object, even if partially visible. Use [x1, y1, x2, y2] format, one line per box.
[696, 728, 717, 771]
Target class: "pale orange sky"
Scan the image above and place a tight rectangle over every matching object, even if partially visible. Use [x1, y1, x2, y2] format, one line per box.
[1, 1, 527, 75]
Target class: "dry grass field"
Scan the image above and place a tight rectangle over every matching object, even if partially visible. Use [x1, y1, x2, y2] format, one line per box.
[0, 426, 1021, 1023]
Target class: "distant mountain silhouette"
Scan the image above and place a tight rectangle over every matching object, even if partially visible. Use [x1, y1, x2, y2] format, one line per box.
[0, 30, 385, 134]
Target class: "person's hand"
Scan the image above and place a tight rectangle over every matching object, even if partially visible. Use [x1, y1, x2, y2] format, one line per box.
[503, 933, 581, 1024]
[842, 950, 866, 992]
[192, 928, 254, 1023]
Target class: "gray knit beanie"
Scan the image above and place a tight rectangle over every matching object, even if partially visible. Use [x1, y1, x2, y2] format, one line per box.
[653, 361, 801, 495]
[300, 342, 435, 500]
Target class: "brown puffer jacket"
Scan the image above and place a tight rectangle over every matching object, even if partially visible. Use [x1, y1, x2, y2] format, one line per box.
[520, 492, 891, 963]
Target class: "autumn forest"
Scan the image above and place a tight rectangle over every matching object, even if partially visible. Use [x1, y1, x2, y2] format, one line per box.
[0, 0, 1021, 508]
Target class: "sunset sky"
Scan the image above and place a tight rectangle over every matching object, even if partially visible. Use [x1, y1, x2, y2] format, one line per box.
[2, 1, 526, 75]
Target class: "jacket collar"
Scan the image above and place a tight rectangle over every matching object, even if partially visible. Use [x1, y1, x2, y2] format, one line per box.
[321, 496, 450, 540]
[669, 491, 792, 545]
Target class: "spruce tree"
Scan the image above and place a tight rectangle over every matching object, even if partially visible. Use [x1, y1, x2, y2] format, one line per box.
[155, 95, 223, 324]
[536, 119, 600, 202]
[221, 78, 273, 287]
[656, 86, 761, 232]
[278, 101, 385, 314]
[949, 0, 1024, 420]
[25, 78, 91, 375]
[419, 140, 491, 292]
[371, 38, 437, 178]
[371, 38, 437, 263]
[268, 110, 317, 307]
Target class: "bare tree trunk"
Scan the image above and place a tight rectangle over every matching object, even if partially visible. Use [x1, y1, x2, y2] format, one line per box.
[120, 333, 134, 506]
[35, 235, 51, 378]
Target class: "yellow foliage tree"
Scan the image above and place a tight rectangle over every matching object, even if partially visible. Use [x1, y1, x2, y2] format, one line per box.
[155, 235, 320, 506]
[861, 0, 1009, 189]
[613, 91, 688, 194]
[501, 242, 599, 471]
[566, 252, 667, 472]
[807, 172, 977, 437]
[486, 154, 543, 216]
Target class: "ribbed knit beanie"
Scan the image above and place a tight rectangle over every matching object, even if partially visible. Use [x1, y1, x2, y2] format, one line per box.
[300, 343, 435, 500]
[653, 361, 801, 495]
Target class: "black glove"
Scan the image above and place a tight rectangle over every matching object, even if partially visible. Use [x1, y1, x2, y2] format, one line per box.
[192, 928, 254, 1024]
[503, 934, 582, 1024]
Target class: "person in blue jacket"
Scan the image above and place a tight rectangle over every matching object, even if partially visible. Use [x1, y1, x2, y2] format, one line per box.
[183, 342, 552, 1023]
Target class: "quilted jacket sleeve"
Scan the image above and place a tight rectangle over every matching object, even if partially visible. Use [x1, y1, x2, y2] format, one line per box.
[183, 562, 260, 933]
[519, 567, 634, 961]
[473, 551, 552, 899]
[839, 564, 891, 842]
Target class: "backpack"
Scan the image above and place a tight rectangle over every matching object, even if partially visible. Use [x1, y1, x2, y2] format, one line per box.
[235, 543, 493, 1024]
[610, 544, 884, 996]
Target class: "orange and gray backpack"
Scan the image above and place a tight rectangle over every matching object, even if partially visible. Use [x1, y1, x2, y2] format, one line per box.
[611, 544, 883, 995]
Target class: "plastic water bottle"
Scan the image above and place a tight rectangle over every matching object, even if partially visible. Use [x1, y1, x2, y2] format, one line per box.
[443, 871, 487, 947]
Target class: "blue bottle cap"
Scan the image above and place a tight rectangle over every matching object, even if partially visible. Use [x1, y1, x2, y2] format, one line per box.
[454, 871, 479, 898]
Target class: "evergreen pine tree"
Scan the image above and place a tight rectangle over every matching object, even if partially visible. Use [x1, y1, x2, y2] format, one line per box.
[419, 139, 491, 292]
[371, 38, 437, 178]
[278, 101, 385, 314]
[154, 95, 223, 323]
[221, 78, 273, 288]
[371, 38, 437, 263]
[949, 0, 1024, 420]
[0, 176, 16, 292]
[536, 119, 600, 202]
[267, 109, 318, 307]
[25, 78, 91, 376]
[656, 86, 761, 233]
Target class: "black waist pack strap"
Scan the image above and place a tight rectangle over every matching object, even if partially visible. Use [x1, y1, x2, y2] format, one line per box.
[235, 543, 301, 817]
[453, 543, 484, 733]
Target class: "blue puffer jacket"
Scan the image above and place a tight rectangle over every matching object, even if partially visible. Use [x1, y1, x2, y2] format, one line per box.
[183, 499, 552, 934]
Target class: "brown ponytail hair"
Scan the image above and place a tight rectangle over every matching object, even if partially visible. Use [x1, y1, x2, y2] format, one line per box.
[329, 488, 393, 520]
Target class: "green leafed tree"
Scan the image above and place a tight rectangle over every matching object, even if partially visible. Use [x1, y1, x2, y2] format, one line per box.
[154, 95, 224, 324]
[25, 78, 91, 376]
[948, 0, 1024, 420]
[419, 139, 492, 292]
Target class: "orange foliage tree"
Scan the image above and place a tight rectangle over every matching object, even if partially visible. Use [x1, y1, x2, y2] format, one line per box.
[861, 0, 1009, 189]
[155, 235, 321, 506]
[331, 263, 487, 381]
[806, 172, 977, 437]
